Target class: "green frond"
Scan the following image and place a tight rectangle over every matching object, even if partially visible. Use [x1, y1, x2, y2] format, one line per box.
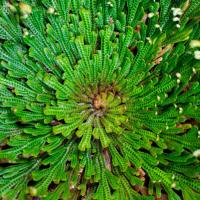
[0, 1, 200, 200]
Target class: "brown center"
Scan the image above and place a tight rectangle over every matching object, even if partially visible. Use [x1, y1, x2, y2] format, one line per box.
[93, 93, 107, 111]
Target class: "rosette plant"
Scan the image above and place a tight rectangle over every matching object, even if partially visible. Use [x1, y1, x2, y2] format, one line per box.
[0, 0, 200, 199]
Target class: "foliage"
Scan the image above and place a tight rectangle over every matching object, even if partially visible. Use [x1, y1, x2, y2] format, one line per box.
[0, 0, 200, 199]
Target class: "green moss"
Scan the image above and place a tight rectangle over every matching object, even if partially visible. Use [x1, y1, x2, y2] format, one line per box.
[0, 0, 200, 199]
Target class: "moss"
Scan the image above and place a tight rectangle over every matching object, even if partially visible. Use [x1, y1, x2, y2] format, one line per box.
[0, 0, 200, 199]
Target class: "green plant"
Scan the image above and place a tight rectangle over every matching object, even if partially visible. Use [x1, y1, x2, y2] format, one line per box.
[0, 0, 200, 199]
